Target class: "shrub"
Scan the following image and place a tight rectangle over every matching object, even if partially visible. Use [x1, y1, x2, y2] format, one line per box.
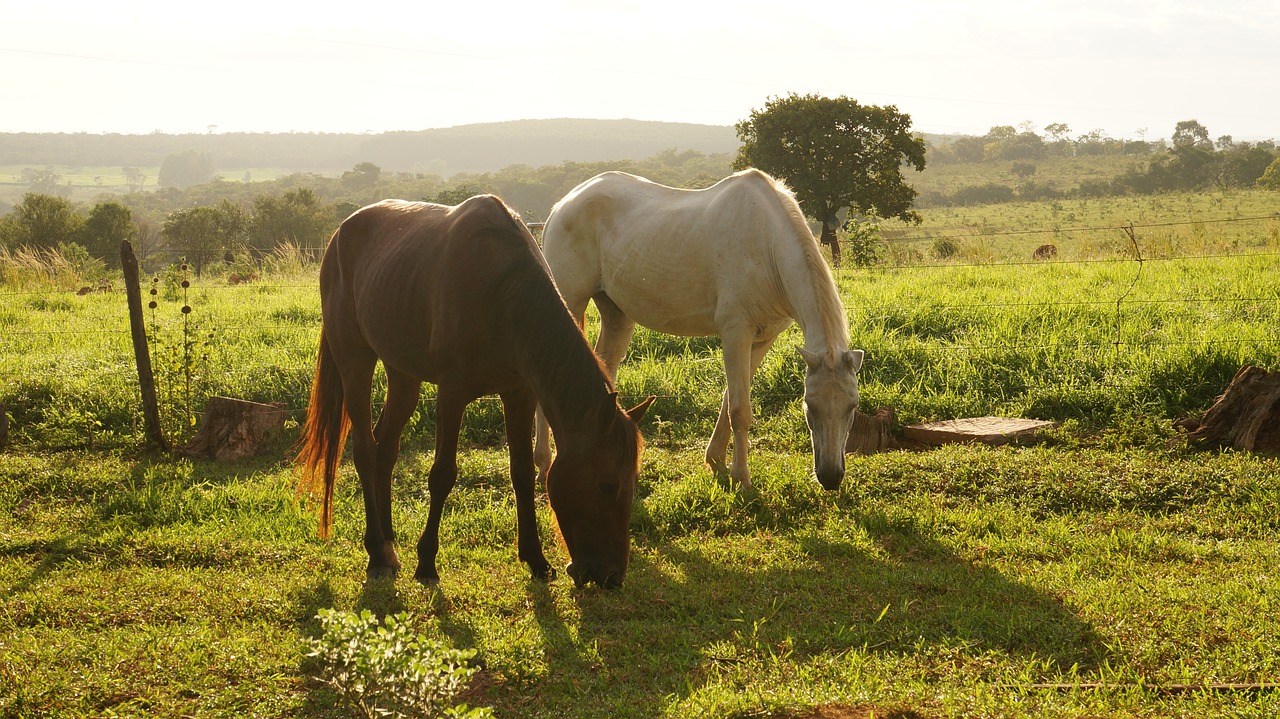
[306, 609, 491, 719]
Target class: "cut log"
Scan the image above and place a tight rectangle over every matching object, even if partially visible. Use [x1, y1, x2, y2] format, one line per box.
[183, 396, 286, 462]
[904, 416, 1056, 447]
[1173, 365, 1280, 454]
[845, 407, 898, 455]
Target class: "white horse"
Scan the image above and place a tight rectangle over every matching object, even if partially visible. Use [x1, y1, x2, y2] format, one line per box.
[533, 169, 863, 490]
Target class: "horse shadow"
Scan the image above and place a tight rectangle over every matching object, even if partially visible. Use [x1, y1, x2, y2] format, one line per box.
[496, 503, 1109, 716]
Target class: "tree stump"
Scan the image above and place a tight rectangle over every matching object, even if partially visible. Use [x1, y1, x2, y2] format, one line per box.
[845, 407, 898, 455]
[183, 396, 287, 462]
[1173, 365, 1280, 454]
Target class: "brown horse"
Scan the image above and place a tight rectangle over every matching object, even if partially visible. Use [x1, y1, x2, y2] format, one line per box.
[295, 196, 655, 588]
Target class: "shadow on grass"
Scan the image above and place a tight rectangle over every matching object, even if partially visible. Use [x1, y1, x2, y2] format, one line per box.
[479, 505, 1108, 717]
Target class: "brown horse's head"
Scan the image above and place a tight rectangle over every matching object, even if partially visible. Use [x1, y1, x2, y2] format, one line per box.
[547, 394, 655, 589]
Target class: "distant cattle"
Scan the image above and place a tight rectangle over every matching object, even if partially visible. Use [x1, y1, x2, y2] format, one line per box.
[1033, 244, 1058, 260]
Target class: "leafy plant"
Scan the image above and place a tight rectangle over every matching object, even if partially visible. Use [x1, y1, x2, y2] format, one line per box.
[840, 208, 886, 267]
[306, 609, 491, 719]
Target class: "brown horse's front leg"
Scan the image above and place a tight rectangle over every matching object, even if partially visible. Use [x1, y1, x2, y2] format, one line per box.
[415, 388, 467, 585]
[504, 388, 554, 582]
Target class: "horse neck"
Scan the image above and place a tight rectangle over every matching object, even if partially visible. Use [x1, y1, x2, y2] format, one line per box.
[531, 355, 613, 440]
[516, 303, 615, 439]
[776, 236, 851, 356]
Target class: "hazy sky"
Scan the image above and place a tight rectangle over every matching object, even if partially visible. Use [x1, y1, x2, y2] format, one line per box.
[3, 0, 1276, 141]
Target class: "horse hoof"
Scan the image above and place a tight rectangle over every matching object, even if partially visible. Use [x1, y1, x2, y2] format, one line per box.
[529, 564, 557, 583]
[366, 564, 400, 581]
[413, 569, 440, 586]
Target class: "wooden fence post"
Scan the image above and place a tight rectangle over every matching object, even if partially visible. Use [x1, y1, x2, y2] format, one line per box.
[120, 240, 169, 451]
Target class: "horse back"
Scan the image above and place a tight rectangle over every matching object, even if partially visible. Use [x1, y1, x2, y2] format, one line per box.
[322, 196, 548, 383]
[543, 170, 811, 335]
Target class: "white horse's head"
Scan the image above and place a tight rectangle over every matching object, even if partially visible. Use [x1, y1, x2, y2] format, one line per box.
[799, 347, 864, 491]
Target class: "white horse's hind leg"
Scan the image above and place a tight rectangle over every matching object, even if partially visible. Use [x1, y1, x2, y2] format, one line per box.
[533, 405, 553, 486]
[591, 292, 636, 382]
[705, 389, 732, 474]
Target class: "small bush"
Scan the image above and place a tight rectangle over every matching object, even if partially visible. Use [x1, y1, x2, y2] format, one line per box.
[306, 609, 491, 719]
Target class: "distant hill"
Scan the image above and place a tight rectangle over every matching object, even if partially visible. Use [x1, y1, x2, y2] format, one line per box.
[357, 119, 740, 175]
[0, 119, 741, 177]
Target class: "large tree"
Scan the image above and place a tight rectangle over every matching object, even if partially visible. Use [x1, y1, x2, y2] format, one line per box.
[734, 93, 926, 266]
[158, 151, 216, 188]
[79, 201, 137, 265]
[249, 187, 333, 252]
[163, 201, 246, 274]
[0, 193, 84, 251]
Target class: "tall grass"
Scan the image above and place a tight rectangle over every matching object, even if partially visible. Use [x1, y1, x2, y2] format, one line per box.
[2, 232, 1278, 451]
[0, 245, 107, 291]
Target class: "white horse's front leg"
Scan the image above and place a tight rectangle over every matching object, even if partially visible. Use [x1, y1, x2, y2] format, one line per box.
[706, 333, 778, 490]
[712, 331, 757, 490]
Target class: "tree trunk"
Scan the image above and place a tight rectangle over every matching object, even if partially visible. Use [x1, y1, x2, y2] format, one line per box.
[820, 217, 842, 268]
[1173, 365, 1280, 454]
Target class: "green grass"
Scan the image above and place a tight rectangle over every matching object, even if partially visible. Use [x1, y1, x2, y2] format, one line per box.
[3, 445, 1278, 717]
[3, 192, 1280, 717]
[0, 165, 303, 207]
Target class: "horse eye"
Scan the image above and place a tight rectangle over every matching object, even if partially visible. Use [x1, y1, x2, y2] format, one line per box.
[598, 481, 618, 496]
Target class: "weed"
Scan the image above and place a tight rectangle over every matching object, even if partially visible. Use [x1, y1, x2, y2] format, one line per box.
[306, 609, 492, 719]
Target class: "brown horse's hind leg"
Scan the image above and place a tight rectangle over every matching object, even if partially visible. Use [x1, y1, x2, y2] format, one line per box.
[365, 368, 421, 575]
[503, 386, 554, 581]
[415, 385, 468, 585]
[337, 357, 402, 579]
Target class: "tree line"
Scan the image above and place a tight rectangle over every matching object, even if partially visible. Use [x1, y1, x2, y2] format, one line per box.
[3, 101, 1278, 279]
[924, 119, 1279, 206]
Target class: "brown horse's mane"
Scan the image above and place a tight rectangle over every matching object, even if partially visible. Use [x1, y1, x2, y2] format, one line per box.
[497, 230, 617, 425]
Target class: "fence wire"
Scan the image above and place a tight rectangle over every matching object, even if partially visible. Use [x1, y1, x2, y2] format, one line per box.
[3, 212, 1279, 432]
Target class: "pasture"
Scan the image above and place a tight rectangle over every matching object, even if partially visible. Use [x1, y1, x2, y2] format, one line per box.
[3, 198, 1280, 717]
[0, 165, 295, 207]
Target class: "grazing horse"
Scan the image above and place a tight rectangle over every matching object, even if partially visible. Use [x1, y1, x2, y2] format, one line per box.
[296, 196, 655, 588]
[533, 169, 862, 491]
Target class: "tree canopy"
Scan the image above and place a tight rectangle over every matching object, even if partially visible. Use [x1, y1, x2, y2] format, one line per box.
[162, 201, 246, 274]
[80, 201, 137, 265]
[0, 193, 84, 251]
[734, 93, 926, 265]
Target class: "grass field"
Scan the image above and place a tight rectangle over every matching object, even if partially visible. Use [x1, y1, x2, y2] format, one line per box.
[0, 166, 299, 207]
[3, 194, 1280, 717]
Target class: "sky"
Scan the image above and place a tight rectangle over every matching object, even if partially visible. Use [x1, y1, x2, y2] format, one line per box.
[2, 0, 1277, 142]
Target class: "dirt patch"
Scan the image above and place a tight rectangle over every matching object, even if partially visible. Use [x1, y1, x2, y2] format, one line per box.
[771, 704, 929, 719]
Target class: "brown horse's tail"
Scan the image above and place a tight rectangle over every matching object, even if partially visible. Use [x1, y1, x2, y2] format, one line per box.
[294, 327, 349, 539]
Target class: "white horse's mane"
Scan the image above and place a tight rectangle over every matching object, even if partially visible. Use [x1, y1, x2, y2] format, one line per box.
[742, 169, 850, 349]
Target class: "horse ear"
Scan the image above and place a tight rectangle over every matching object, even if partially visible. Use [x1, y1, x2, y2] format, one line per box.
[599, 391, 622, 424]
[626, 395, 657, 423]
[798, 346, 823, 369]
[845, 349, 864, 373]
